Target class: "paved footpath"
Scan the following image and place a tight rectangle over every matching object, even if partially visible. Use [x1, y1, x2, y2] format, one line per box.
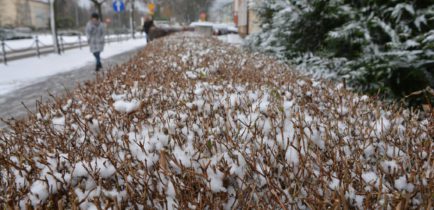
[0, 48, 143, 128]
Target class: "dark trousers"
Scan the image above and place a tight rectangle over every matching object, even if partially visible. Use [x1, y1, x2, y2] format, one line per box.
[93, 52, 102, 67]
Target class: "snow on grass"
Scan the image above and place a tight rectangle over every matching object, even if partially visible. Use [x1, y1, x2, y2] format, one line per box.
[113, 99, 142, 114]
[0, 33, 432, 209]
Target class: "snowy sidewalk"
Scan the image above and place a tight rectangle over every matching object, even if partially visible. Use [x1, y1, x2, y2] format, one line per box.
[0, 38, 147, 95]
[0, 39, 146, 125]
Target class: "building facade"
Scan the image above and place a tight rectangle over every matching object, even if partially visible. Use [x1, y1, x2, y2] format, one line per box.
[234, 0, 261, 37]
[29, 0, 50, 29]
[0, 0, 49, 29]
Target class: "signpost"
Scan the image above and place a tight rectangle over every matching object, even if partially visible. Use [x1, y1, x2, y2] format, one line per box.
[129, 0, 135, 38]
[148, 3, 155, 15]
[113, 0, 125, 13]
[113, 0, 124, 32]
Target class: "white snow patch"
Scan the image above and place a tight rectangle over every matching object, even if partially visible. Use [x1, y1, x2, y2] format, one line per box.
[113, 99, 142, 113]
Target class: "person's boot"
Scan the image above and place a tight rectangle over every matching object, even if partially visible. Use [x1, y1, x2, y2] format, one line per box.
[96, 63, 102, 72]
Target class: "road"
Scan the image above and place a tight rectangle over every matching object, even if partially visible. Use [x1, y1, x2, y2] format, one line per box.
[0, 47, 143, 128]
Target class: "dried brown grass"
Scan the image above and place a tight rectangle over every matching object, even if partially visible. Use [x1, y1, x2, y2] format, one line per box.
[0, 33, 432, 209]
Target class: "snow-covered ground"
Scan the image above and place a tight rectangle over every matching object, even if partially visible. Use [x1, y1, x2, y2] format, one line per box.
[4, 35, 83, 52]
[3, 34, 137, 52]
[0, 38, 147, 95]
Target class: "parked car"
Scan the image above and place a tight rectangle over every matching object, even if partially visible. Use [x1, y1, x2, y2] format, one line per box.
[14, 27, 32, 34]
[190, 22, 238, 36]
[154, 20, 171, 28]
[0, 28, 32, 40]
[0, 28, 11, 40]
[58, 30, 83, 36]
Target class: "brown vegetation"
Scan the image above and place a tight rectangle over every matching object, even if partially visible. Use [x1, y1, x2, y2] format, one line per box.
[0, 33, 432, 209]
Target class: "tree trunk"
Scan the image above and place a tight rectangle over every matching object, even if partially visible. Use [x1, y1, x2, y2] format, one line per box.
[97, 4, 103, 21]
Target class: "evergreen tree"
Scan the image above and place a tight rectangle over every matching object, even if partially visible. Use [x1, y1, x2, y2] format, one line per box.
[248, 0, 434, 102]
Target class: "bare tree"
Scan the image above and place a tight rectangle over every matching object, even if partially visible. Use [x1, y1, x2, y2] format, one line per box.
[158, 0, 213, 24]
[90, 0, 108, 20]
[55, 0, 91, 29]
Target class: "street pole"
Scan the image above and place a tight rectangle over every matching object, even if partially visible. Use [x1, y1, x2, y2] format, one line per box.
[129, 0, 135, 39]
[50, 0, 60, 54]
[1, 39, 7, 65]
[75, 3, 80, 28]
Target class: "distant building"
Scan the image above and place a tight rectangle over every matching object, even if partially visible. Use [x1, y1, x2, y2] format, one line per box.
[0, 0, 49, 29]
[234, 0, 261, 37]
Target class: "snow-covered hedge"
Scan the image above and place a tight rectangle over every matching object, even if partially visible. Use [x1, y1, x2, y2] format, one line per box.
[0, 33, 432, 209]
[247, 0, 434, 99]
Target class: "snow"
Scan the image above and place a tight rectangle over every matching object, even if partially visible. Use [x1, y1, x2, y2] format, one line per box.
[190, 21, 220, 28]
[246, 0, 434, 99]
[52, 116, 65, 132]
[208, 167, 226, 193]
[0, 38, 147, 96]
[285, 146, 300, 166]
[111, 93, 127, 101]
[391, 3, 415, 20]
[185, 71, 198, 79]
[166, 180, 177, 210]
[372, 116, 391, 137]
[190, 22, 238, 34]
[380, 160, 399, 174]
[329, 177, 340, 190]
[113, 99, 142, 114]
[29, 180, 50, 205]
[73, 158, 116, 179]
[362, 171, 379, 188]
[394, 175, 415, 192]
[3, 34, 135, 52]
[4, 35, 85, 52]
[423, 30, 434, 43]
[218, 34, 245, 45]
[0, 33, 431, 209]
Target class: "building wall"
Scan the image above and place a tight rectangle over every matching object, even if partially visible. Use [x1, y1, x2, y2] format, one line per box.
[0, 0, 18, 28]
[236, 0, 248, 37]
[15, 0, 32, 27]
[235, 0, 262, 37]
[237, 0, 247, 27]
[233, 0, 240, 25]
[29, 0, 50, 29]
[0, 0, 49, 29]
[248, 7, 260, 34]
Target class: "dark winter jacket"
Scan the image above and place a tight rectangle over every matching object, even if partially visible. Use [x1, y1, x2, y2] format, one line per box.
[143, 20, 154, 34]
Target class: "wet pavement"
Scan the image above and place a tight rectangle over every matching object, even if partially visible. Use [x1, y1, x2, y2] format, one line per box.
[0, 47, 143, 128]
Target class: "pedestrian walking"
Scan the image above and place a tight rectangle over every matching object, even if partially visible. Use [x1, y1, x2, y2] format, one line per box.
[86, 13, 105, 72]
[142, 15, 155, 42]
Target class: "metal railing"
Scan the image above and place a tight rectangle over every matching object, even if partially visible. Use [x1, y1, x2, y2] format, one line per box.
[1, 33, 144, 65]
